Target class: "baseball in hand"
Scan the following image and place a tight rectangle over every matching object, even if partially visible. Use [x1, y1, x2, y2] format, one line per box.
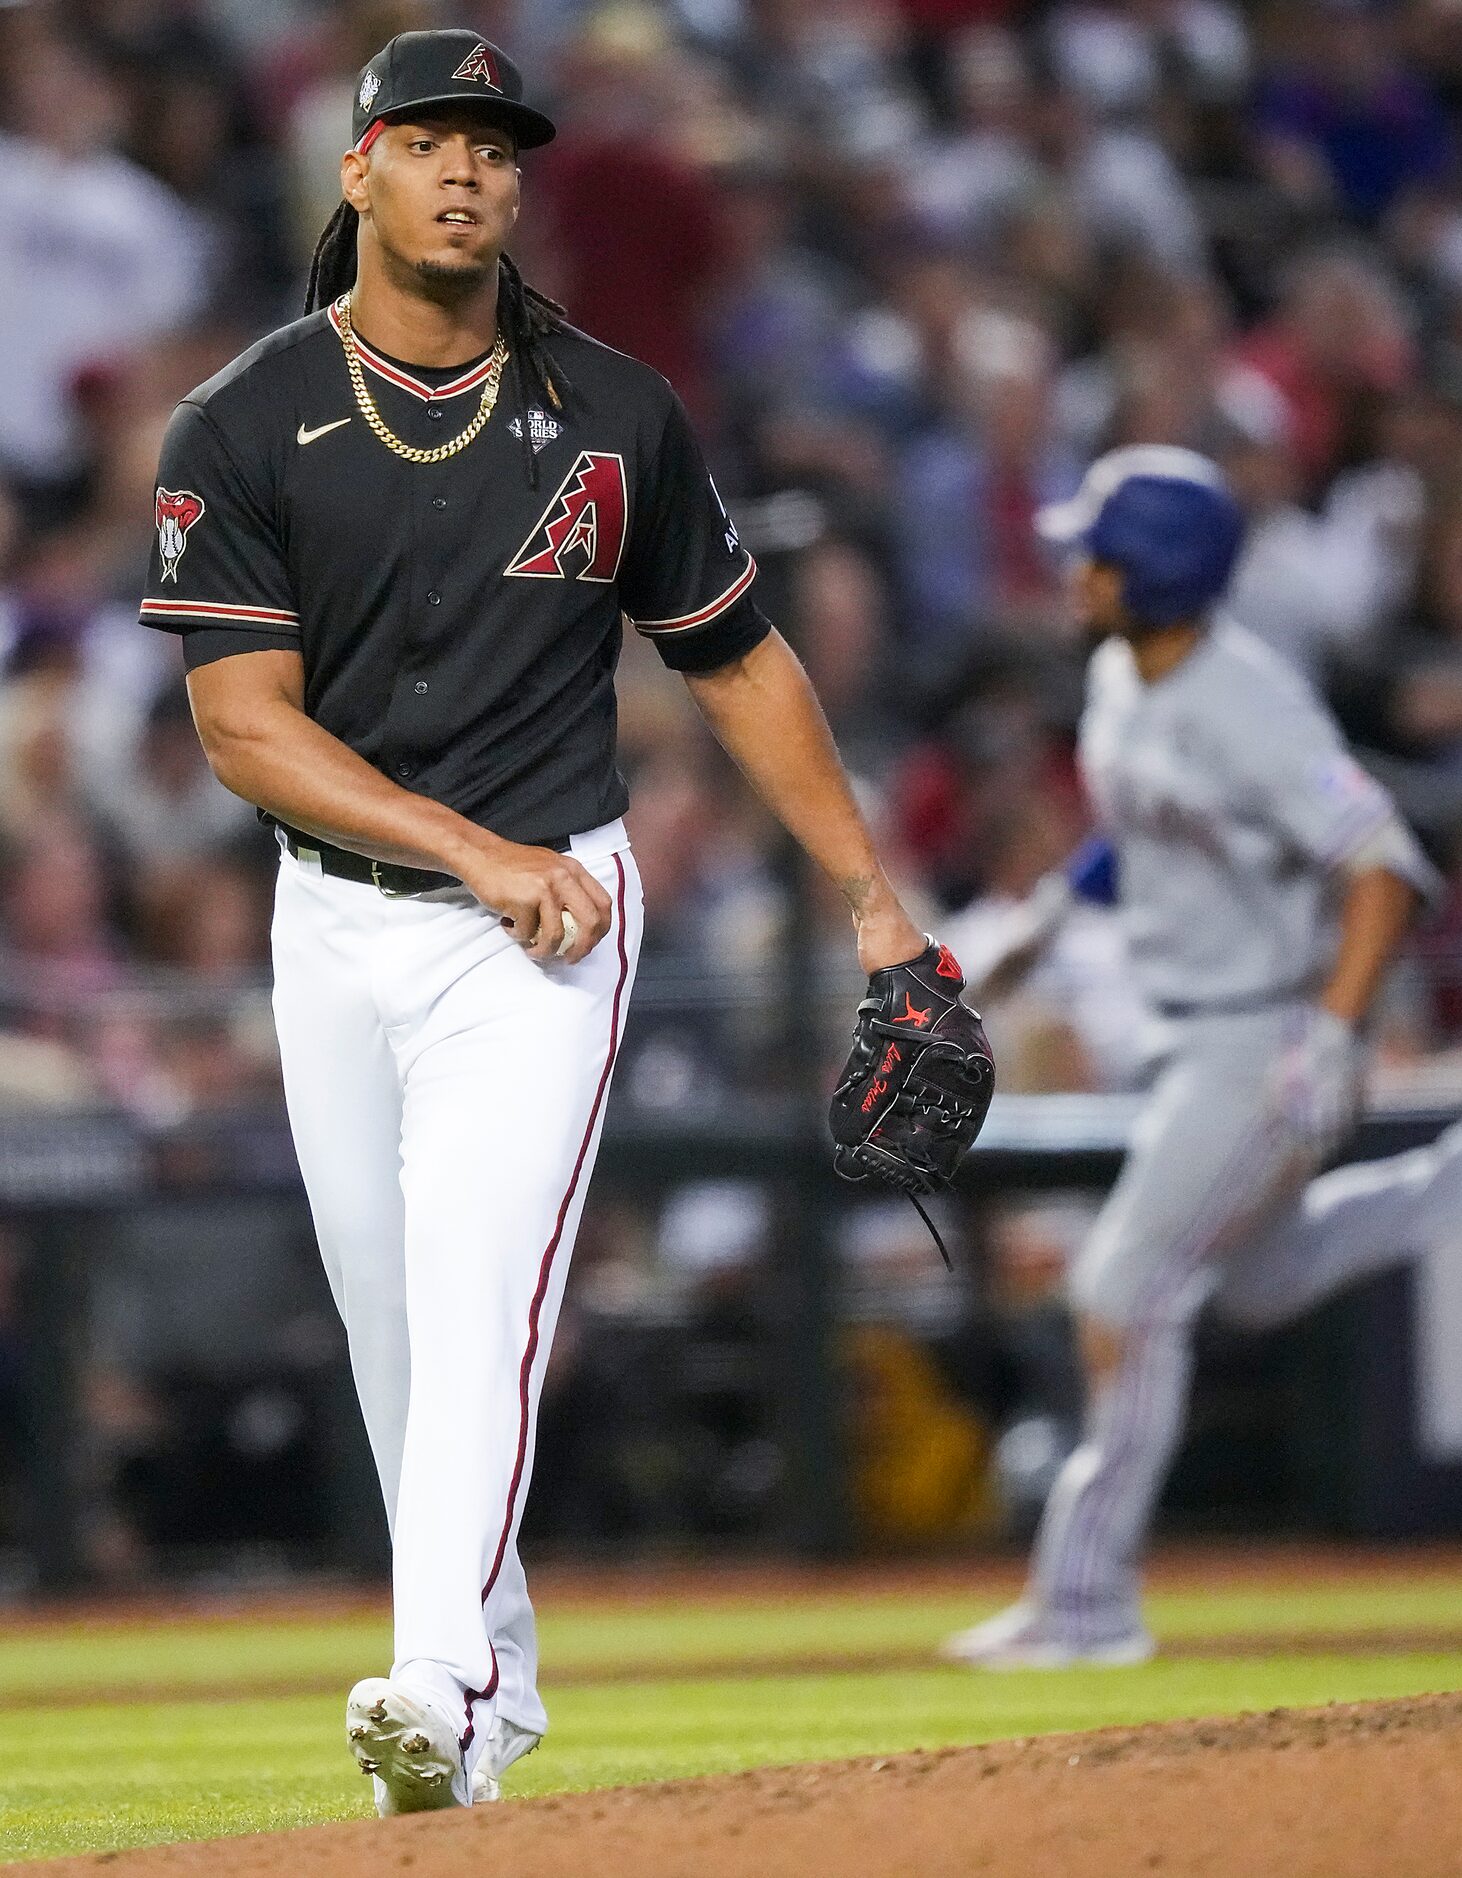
[556, 909, 579, 958]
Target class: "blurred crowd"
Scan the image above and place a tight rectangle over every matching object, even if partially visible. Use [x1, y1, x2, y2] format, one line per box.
[1, 0, 1462, 1119]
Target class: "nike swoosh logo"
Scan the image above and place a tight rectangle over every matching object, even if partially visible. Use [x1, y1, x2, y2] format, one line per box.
[297, 418, 351, 446]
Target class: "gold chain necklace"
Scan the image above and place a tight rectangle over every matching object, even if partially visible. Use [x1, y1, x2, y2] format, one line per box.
[334, 294, 508, 465]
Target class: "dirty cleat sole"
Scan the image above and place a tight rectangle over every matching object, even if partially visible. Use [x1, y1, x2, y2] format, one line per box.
[345, 1678, 462, 1816]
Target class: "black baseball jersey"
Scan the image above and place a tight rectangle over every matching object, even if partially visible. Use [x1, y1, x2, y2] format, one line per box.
[140, 303, 769, 845]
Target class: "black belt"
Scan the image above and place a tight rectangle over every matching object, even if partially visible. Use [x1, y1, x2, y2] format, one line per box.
[278, 824, 569, 896]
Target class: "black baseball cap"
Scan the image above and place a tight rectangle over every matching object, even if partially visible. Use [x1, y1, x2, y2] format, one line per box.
[352, 30, 556, 154]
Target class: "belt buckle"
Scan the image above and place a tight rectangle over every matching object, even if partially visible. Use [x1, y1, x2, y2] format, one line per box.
[370, 859, 417, 899]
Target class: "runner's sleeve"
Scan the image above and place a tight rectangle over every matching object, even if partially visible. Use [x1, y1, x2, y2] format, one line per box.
[139, 400, 301, 665]
[1218, 675, 1398, 868]
[618, 393, 771, 674]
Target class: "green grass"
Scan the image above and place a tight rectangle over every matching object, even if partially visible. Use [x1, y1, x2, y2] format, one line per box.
[0, 1570, 1460, 1862]
[4, 1577, 1460, 1703]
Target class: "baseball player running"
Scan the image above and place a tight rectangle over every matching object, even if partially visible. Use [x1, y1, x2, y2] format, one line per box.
[139, 29, 960, 1811]
[944, 446, 1462, 1669]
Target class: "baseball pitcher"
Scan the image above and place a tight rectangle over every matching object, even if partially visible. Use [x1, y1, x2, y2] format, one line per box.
[139, 30, 991, 1812]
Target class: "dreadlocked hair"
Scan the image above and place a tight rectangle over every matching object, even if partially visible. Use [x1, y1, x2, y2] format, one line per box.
[303, 205, 573, 488]
[304, 202, 358, 317]
[497, 250, 573, 489]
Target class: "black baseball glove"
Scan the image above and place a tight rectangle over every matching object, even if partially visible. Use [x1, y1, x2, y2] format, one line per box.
[829, 940, 995, 1261]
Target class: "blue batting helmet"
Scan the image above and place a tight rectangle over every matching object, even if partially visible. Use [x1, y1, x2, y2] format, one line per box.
[1036, 446, 1245, 628]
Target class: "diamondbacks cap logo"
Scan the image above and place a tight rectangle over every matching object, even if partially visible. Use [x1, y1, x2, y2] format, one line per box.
[358, 69, 380, 112]
[452, 43, 501, 88]
[506, 452, 627, 582]
[155, 488, 205, 582]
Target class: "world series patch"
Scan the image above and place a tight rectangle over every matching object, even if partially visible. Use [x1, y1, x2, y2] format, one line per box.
[508, 408, 563, 455]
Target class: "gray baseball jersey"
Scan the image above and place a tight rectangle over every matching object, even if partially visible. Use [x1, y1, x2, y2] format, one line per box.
[1079, 616, 1427, 1010]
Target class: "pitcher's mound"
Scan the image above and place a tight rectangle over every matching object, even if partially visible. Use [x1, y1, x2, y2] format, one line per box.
[43, 1692, 1462, 1878]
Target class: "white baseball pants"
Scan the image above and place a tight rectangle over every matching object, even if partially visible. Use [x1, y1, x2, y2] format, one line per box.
[270, 818, 641, 1775]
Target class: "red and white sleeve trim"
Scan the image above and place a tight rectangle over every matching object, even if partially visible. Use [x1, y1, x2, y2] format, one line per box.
[141, 599, 299, 628]
[629, 553, 757, 636]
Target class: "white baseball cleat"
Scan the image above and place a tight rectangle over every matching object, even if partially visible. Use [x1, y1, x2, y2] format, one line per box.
[346, 1677, 466, 1816]
[940, 1600, 1156, 1671]
[470, 1715, 542, 1804]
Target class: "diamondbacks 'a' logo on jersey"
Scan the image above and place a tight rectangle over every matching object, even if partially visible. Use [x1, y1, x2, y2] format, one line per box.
[155, 487, 205, 582]
[505, 452, 628, 583]
[452, 43, 501, 86]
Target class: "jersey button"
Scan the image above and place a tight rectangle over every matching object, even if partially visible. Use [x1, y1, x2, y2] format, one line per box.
[396, 762, 414, 779]
[414, 681, 428, 694]
[432, 497, 447, 510]
[427, 590, 441, 605]
[426, 406, 444, 421]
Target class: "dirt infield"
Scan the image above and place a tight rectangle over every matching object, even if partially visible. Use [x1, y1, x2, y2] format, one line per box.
[38, 1693, 1462, 1878]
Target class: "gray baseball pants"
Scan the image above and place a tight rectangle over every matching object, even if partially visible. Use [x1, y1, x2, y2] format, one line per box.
[1027, 1004, 1462, 1640]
